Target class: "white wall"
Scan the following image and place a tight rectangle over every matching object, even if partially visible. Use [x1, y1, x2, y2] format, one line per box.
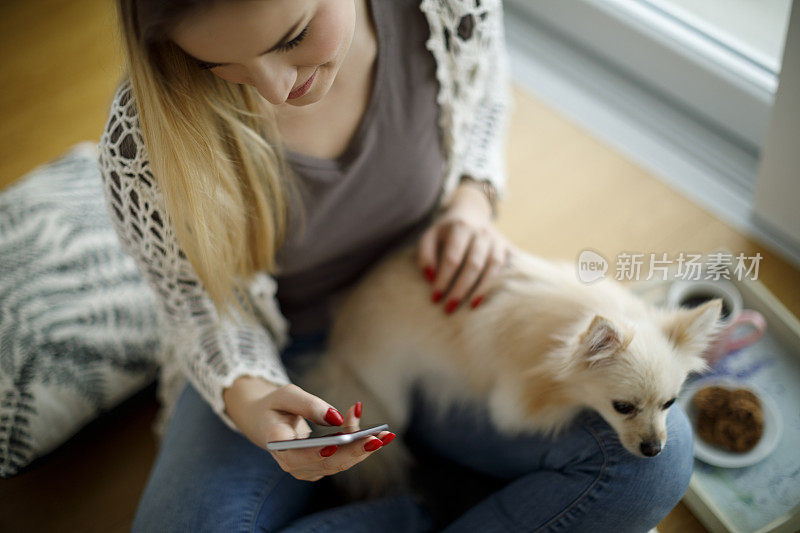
[644, 0, 793, 71]
[753, 1, 800, 248]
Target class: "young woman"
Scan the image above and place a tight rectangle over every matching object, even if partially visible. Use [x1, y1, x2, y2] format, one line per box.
[99, 0, 695, 530]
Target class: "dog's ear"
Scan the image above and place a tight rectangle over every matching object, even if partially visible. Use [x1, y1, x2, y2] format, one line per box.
[660, 298, 723, 356]
[580, 315, 627, 368]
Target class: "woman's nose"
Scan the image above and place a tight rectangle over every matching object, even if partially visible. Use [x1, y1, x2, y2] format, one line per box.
[248, 62, 295, 104]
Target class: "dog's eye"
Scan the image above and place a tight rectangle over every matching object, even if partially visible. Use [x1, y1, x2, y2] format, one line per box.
[612, 401, 636, 414]
[662, 398, 676, 409]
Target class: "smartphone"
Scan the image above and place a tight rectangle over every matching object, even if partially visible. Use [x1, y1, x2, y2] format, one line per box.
[266, 424, 390, 451]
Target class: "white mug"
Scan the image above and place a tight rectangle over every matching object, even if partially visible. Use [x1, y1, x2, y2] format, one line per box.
[666, 279, 766, 365]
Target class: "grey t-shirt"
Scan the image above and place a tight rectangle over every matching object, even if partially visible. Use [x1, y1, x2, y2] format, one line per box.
[273, 0, 445, 337]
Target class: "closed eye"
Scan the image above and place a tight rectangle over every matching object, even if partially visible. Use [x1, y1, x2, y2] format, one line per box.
[662, 398, 676, 409]
[197, 25, 310, 70]
[197, 60, 222, 71]
[612, 400, 636, 415]
[275, 26, 309, 52]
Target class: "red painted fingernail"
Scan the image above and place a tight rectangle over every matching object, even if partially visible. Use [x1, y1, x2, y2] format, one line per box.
[432, 290, 444, 303]
[445, 299, 460, 314]
[364, 439, 383, 452]
[380, 433, 396, 445]
[355, 402, 362, 418]
[471, 296, 484, 309]
[424, 266, 436, 283]
[325, 407, 343, 426]
[320, 445, 338, 457]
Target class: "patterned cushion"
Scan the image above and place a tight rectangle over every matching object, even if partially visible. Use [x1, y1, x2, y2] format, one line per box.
[0, 142, 162, 478]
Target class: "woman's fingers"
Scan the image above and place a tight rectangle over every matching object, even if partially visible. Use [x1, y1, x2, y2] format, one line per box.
[265, 395, 397, 481]
[466, 243, 509, 309]
[441, 230, 491, 311]
[340, 403, 361, 431]
[281, 431, 391, 481]
[376, 430, 396, 445]
[318, 403, 361, 459]
[431, 220, 473, 303]
[265, 383, 344, 427]
[318, 433, 387, 469]
[417, 225, 440, 278]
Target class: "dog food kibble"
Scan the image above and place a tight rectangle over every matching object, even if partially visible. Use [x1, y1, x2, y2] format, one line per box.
[691, 385, 764, 453]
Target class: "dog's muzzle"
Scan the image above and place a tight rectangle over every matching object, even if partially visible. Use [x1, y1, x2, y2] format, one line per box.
[640, 441, 662, 457]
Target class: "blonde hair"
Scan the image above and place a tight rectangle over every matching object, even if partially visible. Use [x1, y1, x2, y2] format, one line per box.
[115, 0, 306, 325]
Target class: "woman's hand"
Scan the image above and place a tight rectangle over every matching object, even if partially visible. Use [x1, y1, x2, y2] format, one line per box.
[224, 377, 395, 482]
[418, 181, 516, 313]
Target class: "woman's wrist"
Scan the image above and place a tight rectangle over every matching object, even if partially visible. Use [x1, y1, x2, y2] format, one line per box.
[450, 176, 495, 220]
[223, 375, 281, 425]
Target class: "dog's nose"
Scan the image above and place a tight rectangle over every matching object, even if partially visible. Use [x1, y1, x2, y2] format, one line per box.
[640, 441, 662, 457]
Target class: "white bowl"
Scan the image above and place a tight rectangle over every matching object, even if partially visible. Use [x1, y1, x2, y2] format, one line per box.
[677, 377, 782, 468]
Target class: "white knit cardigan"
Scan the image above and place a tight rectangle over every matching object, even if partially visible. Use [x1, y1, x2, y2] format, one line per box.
[98, 0, 512, 438]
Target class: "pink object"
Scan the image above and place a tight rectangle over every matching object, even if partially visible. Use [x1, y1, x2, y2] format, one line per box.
[666, 279, 768, 367]
[704, 309, 767, 365]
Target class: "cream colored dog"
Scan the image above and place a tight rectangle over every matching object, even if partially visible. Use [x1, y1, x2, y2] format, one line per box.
[297, 243, 722, 500]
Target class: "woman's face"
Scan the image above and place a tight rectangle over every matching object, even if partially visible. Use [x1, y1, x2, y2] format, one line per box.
[168, 0, 356, 107]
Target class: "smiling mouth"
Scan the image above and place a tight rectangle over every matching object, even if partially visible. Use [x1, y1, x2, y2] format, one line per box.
[288, 68, 318, 99]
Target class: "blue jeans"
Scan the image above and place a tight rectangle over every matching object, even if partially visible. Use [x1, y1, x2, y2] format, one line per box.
[132, 330, 695, 532]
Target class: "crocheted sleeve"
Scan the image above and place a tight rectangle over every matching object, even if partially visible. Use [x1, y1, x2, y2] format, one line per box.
[427, 0, 512, 207]
[97, 81, 292, 434]
[458, 0, 511, 204]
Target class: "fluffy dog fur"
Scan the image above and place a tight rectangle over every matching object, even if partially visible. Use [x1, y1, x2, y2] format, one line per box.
[297, 243, 722, 501]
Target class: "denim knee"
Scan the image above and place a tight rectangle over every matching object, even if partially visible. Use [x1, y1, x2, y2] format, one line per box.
[598, 404, 695, 529]
[541, 405, 695, 533]
[132, 383, 318, 533]
[650, 403, 695, 510]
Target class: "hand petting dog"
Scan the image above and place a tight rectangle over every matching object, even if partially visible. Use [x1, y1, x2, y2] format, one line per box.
[417, 180, 517, 313]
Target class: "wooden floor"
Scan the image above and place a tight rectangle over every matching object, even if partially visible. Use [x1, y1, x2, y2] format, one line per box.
[2, 1, 799, 531]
